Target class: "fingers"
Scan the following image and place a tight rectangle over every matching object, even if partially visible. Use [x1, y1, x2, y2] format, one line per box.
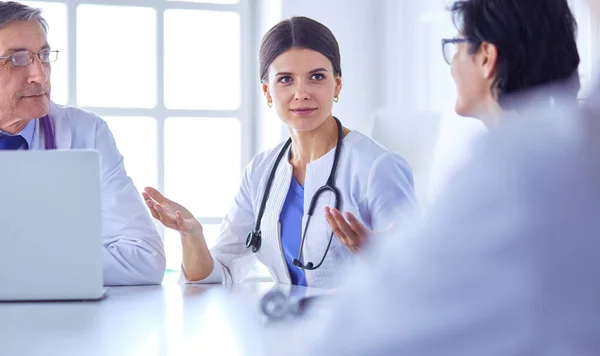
[176, 211, 185, 228]
[142, 191, 154, 206]
[143, 193, 160, 220]
[176, 211, 204, 237]
[143, 186, 169, 204]
[152, 203, 168, 221]
[143, 188, 178, 225]
[325, 207, 357, 251]
[325, 207, 369, 253]
[148, 206, 160, 220]
[344, 211, 370, 239]
[325, 207, 344, 239]
[149, 202, 175, 226]
[332, 208, 359, 240]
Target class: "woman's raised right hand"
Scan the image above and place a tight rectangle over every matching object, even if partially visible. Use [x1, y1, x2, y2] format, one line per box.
[142, 187, 203, 237]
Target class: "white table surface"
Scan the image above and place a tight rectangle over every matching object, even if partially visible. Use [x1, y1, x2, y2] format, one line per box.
[0, 274, 329, 356]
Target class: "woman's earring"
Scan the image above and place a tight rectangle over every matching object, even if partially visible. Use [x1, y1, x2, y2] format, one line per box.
[333, 96, 339, 103]
[267, 101, 273, 108]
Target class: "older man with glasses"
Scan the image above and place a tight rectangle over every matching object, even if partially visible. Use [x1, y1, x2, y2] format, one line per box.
[0, 1, 165, 285]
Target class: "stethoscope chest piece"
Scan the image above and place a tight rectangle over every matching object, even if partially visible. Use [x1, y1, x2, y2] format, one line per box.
[260, 290, 292, 320]
[246, 230, 261, 253]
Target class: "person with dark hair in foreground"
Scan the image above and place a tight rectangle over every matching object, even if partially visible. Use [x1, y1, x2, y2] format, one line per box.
[326, 0, 581, 245]
[282, 0, 600, 354]
[443, 0, 580, 126]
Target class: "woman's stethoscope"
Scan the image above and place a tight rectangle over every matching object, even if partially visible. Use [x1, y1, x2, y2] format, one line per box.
[260, 289, 328, 320]
[245, 116, 343, 271]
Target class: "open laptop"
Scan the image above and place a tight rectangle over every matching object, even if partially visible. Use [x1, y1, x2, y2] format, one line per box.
[0, 150, 106, 301]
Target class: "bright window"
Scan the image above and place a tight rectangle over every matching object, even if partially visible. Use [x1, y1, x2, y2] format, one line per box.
[25, 0, 254, 272]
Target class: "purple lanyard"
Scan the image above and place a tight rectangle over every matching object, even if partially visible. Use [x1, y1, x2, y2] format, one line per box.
[39, 115, 56, 150]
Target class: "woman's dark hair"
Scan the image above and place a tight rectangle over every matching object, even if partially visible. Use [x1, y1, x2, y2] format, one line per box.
[259, 16, 342, 83]
[451, 0, 580, 107]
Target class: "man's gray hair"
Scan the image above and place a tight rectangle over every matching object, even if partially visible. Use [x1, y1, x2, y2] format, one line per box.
[0, 1, 48, 33]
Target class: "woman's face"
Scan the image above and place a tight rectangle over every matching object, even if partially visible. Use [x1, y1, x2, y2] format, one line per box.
[262, 47, 342, 133]
[450, 36, 498, 120]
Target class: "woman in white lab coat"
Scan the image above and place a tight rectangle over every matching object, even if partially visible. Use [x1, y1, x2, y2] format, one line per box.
[143, 16, 418, 289]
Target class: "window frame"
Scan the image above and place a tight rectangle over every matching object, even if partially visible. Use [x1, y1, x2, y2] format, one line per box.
[26, 0, 257, 270]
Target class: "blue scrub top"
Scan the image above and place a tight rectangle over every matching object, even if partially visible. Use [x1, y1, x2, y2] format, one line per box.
[279, 176, 306, 286]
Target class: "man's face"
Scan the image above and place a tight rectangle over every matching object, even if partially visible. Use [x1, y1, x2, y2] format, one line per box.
[0, 20, 51, 127]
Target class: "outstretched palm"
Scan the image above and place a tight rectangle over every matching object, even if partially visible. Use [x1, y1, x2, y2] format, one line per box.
[142, 187, 202, 236]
